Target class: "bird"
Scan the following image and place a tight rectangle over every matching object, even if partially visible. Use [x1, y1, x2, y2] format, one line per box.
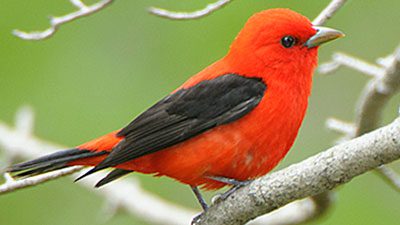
[7, 8, 344, 210]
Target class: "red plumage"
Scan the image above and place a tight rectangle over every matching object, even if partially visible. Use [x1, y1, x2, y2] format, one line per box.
[9, 9, 343, 192]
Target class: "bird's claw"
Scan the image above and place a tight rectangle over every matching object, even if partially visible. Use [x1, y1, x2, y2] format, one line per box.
[191, 212, 205, 225]
[208, 176, 253, 203]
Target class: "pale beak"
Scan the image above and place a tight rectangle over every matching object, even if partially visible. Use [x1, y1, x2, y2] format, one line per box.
[305, 26, 345, 48]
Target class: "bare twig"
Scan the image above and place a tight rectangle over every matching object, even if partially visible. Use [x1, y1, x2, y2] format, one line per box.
[320, 47, 400, 136]
[326, 118, 355, 136]
[13, 0, 114, 40]
[312, 0, 349, 25]
[15, 106, 34, 136]
[320, 45, 400, 191]
[0, 167, 82, 194]
[318, 53, 385, 78]
[148, 0, 232, 20]
[375, 165, 400, 193]
[354, 45, 400, 135]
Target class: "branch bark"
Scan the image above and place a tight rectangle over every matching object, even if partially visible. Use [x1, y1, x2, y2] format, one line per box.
[248, 192, 334, 225]
[194, 117, 400, 225]
[321, 45, 400, 191]
[13, 0, 114, 40]
[0, 167, 81, 194]
[148, 0, 232, 20]
[312, 0, 348, 25]
[354, 46, 400, 135]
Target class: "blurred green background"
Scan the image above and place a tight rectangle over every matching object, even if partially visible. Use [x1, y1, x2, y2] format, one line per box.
[0, 0, 399, 224]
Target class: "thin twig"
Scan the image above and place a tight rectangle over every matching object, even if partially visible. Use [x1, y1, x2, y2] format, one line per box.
[148, 0, 232, 20]
[325, 118, 355, 136]
[321, 45, 400, 192]
[0, 167, 82, 194]
[15, 106, 34, 136]
[354, 45, 400, 135]
[13, 0, 114, 40]
[318, 53, 385, 78]
[312, 0, 349, 25]
[375, 166, 400, 193]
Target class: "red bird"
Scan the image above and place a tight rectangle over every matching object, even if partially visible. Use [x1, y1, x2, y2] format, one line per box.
[8, 9, 343, 209]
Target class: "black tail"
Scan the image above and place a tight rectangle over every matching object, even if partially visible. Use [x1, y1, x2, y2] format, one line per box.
[7, 148, 107, 179]
[95, 169, 131, 188]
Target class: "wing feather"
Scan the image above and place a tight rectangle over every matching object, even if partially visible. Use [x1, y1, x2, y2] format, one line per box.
[78, 74, 266, 178]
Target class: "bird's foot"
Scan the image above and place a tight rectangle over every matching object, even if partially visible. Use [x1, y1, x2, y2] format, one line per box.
[191, 212, 205, 225]
[190, 178, 253, 224]
[207, 176, 253, 204]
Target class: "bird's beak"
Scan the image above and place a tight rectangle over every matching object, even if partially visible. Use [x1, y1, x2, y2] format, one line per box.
[305, 26, 345, 48]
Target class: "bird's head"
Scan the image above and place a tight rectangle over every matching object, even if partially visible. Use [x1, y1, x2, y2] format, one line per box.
[226, 8, 344, 77]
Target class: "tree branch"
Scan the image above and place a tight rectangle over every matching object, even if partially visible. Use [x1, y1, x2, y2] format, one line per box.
[13, 0, 114, 40]
[318, 53, 385, 78]
[375, 165, 400, 193]
[0, 167, 82, 194]
[354, 46, 400, 135]
[320, 45, 400, 191]
[148, 0, 232, 20]
[248, 192, 334, 225]
[194, 117, 400, 225]
[312, 0, 349, 25]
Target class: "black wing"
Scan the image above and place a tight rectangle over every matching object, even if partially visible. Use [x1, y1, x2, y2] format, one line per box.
[77, 74, 266, 179]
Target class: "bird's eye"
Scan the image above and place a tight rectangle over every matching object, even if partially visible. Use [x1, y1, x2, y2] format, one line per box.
[280, 36, 296, 48]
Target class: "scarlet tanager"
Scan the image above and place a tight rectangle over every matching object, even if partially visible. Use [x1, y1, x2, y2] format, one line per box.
[8, 8, 344, 209]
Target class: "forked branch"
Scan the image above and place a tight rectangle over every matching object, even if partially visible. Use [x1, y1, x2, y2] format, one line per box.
[13, 0, 113, 40]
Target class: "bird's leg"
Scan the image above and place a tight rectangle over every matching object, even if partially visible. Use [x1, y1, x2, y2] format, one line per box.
[208, 176, 253, 186]
[207, 176, 253, 201]
[191, 186, 209, 211]
[191, 176, 253, 224]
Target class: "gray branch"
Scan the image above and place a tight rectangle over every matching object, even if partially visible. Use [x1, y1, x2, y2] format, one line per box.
[312, 0, 349, 25]
[248, 192, 334, 225]
[194, 117, 400, 225]
[354, 46, 400, 135]
[375, 165, 400, 193]
[0, 167, 82, 194]
[321, 46, 400, 191]
[148, 0, 232, 20]
[13, 0, 114, 40]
